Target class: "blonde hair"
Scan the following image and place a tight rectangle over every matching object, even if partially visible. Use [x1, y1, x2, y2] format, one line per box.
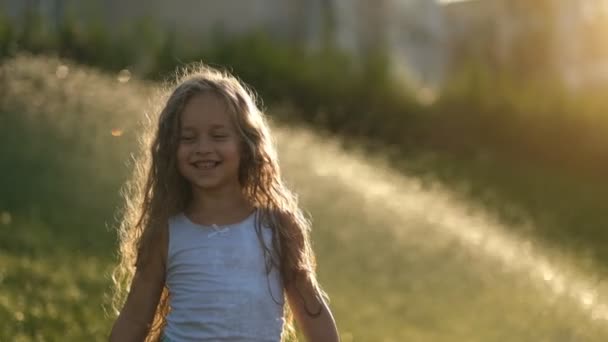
[111, 63, 327, 341]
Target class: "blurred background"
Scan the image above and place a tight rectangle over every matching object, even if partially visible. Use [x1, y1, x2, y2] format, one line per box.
[1, 0, 608, 340]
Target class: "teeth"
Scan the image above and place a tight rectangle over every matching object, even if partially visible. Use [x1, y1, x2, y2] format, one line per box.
[195, 161, 218, 169]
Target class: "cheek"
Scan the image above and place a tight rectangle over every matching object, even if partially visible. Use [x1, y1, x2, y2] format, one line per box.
[225, 141, 242, 161]
[176, 146, 190, 168]
[229, 147, 242, 165]
[176, 146, 185, 161]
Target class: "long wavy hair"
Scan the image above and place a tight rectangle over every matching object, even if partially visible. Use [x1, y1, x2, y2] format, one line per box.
[110, 63, 327, 341]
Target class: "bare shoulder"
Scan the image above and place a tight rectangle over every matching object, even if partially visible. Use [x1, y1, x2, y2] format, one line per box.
[109, 221, 169, 341]
[137, 219, 169, 274]
[268, 207, 304, 230]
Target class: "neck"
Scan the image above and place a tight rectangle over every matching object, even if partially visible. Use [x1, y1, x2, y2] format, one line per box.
[187, 183, 253, 223]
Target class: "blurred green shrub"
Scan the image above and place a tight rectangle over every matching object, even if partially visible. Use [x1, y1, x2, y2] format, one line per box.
[0, 11, 427, 149]
[2, 9, 608, 179]
[4, 9, 606, 176]
[2, 9, 608, 250]
[430, 63, 608, 178]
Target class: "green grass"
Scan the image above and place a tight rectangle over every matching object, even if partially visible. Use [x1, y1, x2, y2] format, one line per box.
[2, 55, 608, 341]
[0, 217, 112, 340]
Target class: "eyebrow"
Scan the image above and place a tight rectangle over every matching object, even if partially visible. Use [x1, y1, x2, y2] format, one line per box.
[209, 124, 228, 130]
[180, 124, 230, 133]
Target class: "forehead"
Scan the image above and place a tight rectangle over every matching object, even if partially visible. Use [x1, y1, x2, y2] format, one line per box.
[180, 93, 234, 130]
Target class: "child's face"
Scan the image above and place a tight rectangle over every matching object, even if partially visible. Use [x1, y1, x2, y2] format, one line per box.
[177, 93, 242, 193]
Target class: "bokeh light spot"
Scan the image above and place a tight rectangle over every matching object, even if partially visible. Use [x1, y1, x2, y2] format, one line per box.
[55, 65, 69, 79]
[0, 211, 11, 225]
[111, 128, 123, 137]
[417, 86, 437, 106]
[117, 69, 131, 83]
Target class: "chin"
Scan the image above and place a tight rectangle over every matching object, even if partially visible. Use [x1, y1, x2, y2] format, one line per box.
[194, 179, 235, 191]
[191, 180, 222, 190]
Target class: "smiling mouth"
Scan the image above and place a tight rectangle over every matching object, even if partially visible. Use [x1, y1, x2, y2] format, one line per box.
[192, 161, 221, 170]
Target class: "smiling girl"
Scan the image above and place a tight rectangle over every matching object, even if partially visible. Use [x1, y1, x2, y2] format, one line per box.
[108, 64, 340, 342]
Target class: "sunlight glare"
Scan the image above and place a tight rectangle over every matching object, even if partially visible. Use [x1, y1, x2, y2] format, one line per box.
[277, 126, 608, 326]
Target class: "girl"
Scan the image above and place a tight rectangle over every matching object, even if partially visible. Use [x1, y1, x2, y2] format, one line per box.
[109, 64, 340, 341]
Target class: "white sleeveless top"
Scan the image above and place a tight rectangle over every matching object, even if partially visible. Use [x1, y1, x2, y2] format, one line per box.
[164, 209, 285, 341]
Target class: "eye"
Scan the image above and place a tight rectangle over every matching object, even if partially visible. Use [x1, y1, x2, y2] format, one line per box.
[212, 134, 228, 140]
[180, 136, 195, 142]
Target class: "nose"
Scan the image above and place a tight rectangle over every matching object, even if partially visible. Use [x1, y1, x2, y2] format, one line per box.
[194, 136, 213, 154]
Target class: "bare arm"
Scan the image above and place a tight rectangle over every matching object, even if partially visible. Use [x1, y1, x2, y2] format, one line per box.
[109, 225, 168, 342]
[286, 273, 340, 342]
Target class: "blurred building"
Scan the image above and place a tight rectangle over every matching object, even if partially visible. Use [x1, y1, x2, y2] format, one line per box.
[441, 0, 608, 89]
[554, 0, 608, 88]
[1, 0, 447, 90]
[4, 0, 608, 90]
[330, 0, 447, 89]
